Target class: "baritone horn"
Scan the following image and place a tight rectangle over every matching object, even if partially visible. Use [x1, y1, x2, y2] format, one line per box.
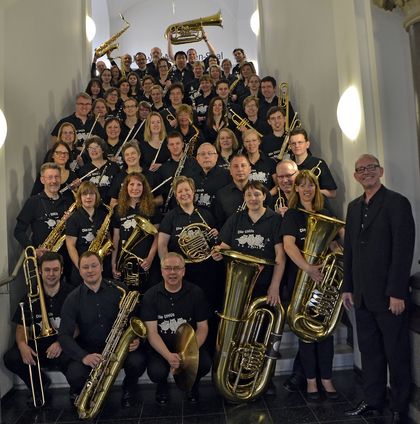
[165, 10, 223, 44]
[94, 14, 130, 58]
[213, 250, 285, 403]
[288, 210, 345, 342]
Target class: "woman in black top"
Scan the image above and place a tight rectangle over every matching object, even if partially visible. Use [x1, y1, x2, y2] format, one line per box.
[111, 172, 161, 292]
[127, 72, 142, 101]
[85, 77, 104, 100]
[281, 170, 341, 400]
[214, 128, 239, 170]
[203, 96, 229, 144]
[100, 68, 113, 92]
[33, 141, 78, 197]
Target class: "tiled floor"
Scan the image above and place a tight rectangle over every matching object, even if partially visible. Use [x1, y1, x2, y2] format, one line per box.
[0, 370, 412, 423]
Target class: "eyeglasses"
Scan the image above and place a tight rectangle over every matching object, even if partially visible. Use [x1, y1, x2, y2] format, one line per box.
[54, 151, 69, 156]
[277, 171, 297, 180]
[161, 266, 184, 272]
[289, 140, 306, 147]
[355, 164, 380, 174]
[124, 105, 137, 109]
[76, 102, 92, 107]
[197, 152, 217, 157]
[87, 146, 101, 151]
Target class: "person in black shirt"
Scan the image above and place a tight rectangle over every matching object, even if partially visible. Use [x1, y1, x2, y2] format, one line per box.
[274, 159, 298, 217]
[241, 96, 267, 137]
[161, 82, 185, 132]
[184, 61, 205, 106]
[192, 143, 231, 213]
[243, 129, 277, 193]
[262, 106, 287, 161]
[59, 251, 146, 407]
[50, 93, 99, 149]
[65, 181, 110, 284]
[146, 47, 162, 79]
[111, 172, 161, 291]
[140, 252, 211, 404]
[14, 163, 73, 257]
[32, 142, 79, 197]
[127, 71, 142, 100]
[170, 51, 194, 85]
[176, 104, 204, 156]
[91, 99, 108, 141]
[77, 137, 120, 204]
[193, 75, 215, 127]
[100, 68, 113, 92]
[133, 52, 148, 80]
[214, 181, 285, 302]
[281, 170, 342, 401]
[104, 87, 124, 120]
[232, 48, 247, 76]
[156, 58, 173, 102]
[156, 132, 200, 211]
[214, 128, 239, 170]
[289, 128, 337, 199]
[121, 98, 143, 143]
[202, 95, 229, 144]
[150, 84, 167, 113]
[139, 75, 155, 105]
[141, 112, 170, 172]
[85, 78, 104, 101]
[3, 252, 72, 406]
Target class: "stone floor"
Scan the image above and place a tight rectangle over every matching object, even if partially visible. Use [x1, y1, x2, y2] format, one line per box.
[0, 370, 414, 424]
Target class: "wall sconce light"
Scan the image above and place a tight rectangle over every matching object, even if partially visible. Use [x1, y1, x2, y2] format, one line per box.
[250, 9, 260, 36]
[86, 15, 96, 42]
[337, 86, 362, 141]
[0, 109, 7, 149]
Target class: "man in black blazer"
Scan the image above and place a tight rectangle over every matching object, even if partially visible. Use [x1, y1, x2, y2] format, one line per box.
[342, 154, 415, 424]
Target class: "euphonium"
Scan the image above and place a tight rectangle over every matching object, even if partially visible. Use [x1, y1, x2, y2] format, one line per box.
[213, 250, 285, 403]
[117, 216, 158, 287]
[88, 204, 113, 258]
[39, 202, 76, 252]
[287, 210, 345, 342]
[164, 10, 223, 44]
[95, 14, 130, 58]
[76, 288, 147, 420]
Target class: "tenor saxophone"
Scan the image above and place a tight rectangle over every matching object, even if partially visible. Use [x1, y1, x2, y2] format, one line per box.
[76, 288, 146, 420]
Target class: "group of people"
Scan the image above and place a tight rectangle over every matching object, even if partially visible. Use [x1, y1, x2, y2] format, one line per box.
[4, 35, 415, 424]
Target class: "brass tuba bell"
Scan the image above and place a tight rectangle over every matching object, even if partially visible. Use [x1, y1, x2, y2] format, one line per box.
[164, 10, 223, 45]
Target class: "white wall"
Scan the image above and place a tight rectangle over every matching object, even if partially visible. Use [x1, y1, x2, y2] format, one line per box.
[0, 0, 91, 398]
[92, 0, 259, 69]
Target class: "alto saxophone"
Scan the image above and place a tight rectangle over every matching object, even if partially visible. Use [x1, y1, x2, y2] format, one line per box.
[88, 205, 113, 258]
[40, 202, 76, 252]
[76, 288, 146, 420]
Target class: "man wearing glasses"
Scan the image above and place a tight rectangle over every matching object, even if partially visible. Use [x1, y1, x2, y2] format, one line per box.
[50, 93, 100, 147]
[274, 159, 298, 217]
[140, 252, 211, 405]
[342, 154, 414, 424]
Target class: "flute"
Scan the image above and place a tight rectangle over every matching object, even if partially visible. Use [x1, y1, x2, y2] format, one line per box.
[114, 119, 146, 158]
[78, 113, 101, 157]
[151, 176, 172, 193]
[59, 168, 96, 194]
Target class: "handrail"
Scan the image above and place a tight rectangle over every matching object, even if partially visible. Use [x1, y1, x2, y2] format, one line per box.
[0, 251, 24, 288]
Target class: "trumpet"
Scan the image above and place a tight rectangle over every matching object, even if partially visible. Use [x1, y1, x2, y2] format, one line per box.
[165, 10, 223, 45]
[274, 190, 287, 211]
[228, 108, 263, 137]
[22, 246, 58, 407]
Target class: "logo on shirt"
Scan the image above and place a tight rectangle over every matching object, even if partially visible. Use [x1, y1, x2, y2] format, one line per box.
[90, 174, 110, 187]
[81, 231, 95, 243]
[195, 192, 211, 207]
[121, 218, 137, 230]
[236, 233, 266, 250]
[44, 218, 58, 229]
[159, 317, 187, 334]
[249, 171, 268, 184]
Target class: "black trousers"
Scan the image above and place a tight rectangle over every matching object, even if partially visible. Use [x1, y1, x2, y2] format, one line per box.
[355, 304, 411, 412]
[298, 336, 334, 380]
[65, 349, 147, 394]
[146, 346, 212, 387]
[3, 342, 70, 392]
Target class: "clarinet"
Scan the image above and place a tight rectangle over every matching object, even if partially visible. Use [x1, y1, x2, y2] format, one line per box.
[162, 142, 190, 213]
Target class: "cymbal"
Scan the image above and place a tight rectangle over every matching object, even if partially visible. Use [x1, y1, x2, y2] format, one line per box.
[173, 323, 199, 392]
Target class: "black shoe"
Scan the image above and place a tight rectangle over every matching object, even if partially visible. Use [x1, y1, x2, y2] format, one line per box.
[391, 411, 409, 424]
[283, 374, 304, 392]
[186, 388, 200, 404]
[121, 388, 135, 408]
[344, 400, 382, 416]
[306, 391, 320, 401]
[265, 381, 277, 396]
[155, 382, 169, 406]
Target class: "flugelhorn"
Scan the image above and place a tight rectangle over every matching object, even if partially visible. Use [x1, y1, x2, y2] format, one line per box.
[95, 14, 130, 58]
[165, 10, 223, 45]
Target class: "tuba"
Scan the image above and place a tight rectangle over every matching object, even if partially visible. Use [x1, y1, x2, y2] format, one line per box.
[94, 14, 130, 58]
[164, 10, 223, 45]
[76, 288, 146, 420]
[39, 202, 76, 252]
[22, 246, 58, 407]
[88, 204, 113, 258]
[213, 250, 285, 403]
[288, 210, 345, 342]
[117, 216, 158, 287]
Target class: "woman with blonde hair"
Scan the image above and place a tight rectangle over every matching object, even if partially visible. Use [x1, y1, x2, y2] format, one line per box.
[214, 127, 239, 170]
[141, 111, 170, 172]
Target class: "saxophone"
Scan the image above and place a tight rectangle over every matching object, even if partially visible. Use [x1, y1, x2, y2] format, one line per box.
[287, 210, 345, 342]
[39, 202, 76, 252]
[76, 288, 146, 420]
[88, 205, 113, 258]
[95, 14, 130, 58]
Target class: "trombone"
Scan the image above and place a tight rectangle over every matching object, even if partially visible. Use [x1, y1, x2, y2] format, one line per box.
[22, 246, 57, 408]
[279, 82, 289, 133]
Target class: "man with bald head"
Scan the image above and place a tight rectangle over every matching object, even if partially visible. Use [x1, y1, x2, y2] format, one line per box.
[343, 154, 414, 423]
[192, 143, 231, 213]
